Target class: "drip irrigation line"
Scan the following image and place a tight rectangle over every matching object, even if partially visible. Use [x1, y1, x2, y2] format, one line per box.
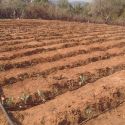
[0, 86, 15, 125]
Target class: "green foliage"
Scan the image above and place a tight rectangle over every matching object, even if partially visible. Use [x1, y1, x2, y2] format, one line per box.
[37, 90, 46, 101]
[34, 0, 48, 3]
[58, 0, 69, 8]
[5, 97, 14, 107]
[84, 106, 94, 119]
[20, 93, 30, 104]
[72, 4, 84, 14]
[79, 75, 86, 86]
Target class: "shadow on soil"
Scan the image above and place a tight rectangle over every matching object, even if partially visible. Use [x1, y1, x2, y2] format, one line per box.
[8, 112, 22, 125]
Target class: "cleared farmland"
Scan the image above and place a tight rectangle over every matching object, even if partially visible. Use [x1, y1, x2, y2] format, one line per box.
[0, 20, 125, 125]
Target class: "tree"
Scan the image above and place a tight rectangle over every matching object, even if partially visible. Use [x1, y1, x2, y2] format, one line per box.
[58, 0, 70, 9]
[33, 0, 48, 3]
[90, 0, 125, 23]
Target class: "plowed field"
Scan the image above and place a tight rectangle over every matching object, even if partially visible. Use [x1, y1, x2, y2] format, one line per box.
[0, 20, 125, 125]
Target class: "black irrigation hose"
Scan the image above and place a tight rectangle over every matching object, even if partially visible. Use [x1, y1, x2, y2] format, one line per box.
[0, 86, 15, 125]
[0, 102, 15, 125]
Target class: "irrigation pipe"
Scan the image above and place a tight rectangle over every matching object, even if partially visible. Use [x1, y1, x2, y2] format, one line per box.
[0, 85, 15, 125]
[0, 102, 15, 125]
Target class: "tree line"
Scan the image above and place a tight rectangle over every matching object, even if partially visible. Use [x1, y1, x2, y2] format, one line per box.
[0, 0, 125, 24]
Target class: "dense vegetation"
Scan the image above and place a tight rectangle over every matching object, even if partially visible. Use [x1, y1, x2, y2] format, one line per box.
[0, 0, 125, 24]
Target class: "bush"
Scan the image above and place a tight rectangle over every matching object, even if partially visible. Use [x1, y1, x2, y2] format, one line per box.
[0, 0, 124, 25]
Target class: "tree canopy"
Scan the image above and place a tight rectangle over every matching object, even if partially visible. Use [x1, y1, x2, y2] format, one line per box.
[0, 0, 124, 24]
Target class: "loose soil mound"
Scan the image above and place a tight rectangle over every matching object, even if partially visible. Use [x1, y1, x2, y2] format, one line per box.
[85, 102, 125, 125]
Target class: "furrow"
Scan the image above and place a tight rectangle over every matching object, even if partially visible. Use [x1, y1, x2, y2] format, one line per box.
[3, 63, 125, 111]
[0, 41, 124, 72]
[1, 49, 125, 86]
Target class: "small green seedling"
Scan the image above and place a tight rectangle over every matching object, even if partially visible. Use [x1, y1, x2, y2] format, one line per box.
[5, 97, 14, 107]
[79, 75, 86, 86]
[20, 93, 30, 104]
[37, 90, 46, 102]
[84, 106, 94, 119]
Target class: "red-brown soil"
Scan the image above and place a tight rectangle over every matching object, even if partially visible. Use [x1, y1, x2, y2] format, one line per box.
[85, 102, 125, 125]
[0, 19, 125, 125]
[0, 109, 8, 125]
